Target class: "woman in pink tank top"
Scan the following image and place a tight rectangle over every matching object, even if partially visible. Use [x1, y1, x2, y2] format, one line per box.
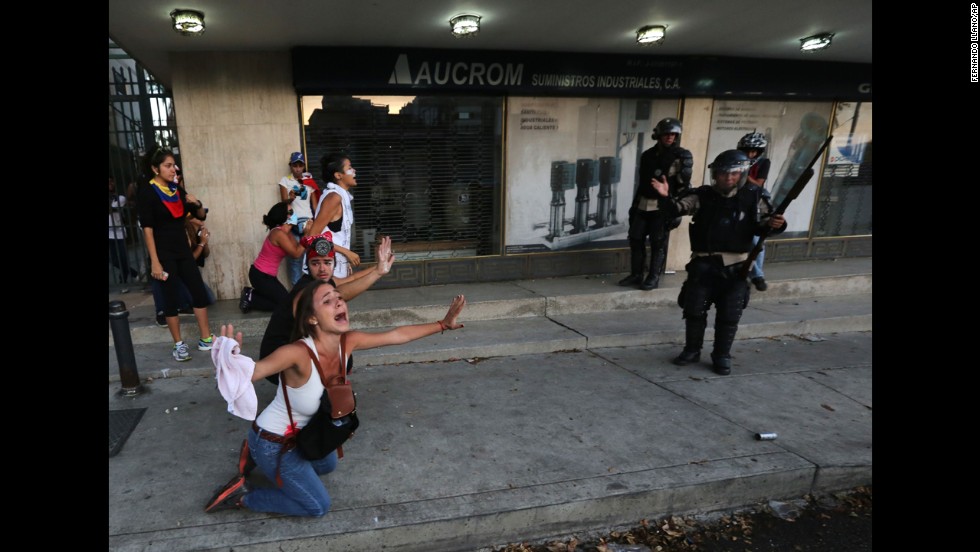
[240, 201, 306, 313]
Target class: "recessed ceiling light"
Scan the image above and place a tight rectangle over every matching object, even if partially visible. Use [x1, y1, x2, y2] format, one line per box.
[636, 25, 667, 45]
[800, 33, 834, 52]
[450, 14, 481, 38]
[170, 9, 205, 36]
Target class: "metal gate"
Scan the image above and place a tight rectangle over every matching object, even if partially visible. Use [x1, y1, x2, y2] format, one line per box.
[108, 38, 182, 292]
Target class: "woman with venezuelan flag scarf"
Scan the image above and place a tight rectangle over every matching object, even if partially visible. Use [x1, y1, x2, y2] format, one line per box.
[137, 146, 215, 362]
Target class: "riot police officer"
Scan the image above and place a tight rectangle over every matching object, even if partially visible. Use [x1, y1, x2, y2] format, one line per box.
[650, 149, 786, 375]
[619, 117, 694, 290]
[737, 131, 772, 291]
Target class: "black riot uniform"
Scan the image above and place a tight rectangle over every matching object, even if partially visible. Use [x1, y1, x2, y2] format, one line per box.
[620, 118, 693, 290]
[658, 150, 786, 375]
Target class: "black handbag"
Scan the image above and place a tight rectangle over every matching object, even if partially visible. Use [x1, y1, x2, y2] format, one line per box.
[283, 336, 359, 461]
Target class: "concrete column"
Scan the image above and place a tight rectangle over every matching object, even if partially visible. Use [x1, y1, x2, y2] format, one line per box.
[666, 98, 713, 272]
[170, 52, 302, 300]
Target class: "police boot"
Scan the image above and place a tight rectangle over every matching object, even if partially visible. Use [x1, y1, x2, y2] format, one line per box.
[641, 247, 667, 290]
[640, 272, 659, 290]
[619, 247, 646, 286]
[619, 273, 643, 286]
[710, 323, 739, 375]
[673, 317, 706, 365]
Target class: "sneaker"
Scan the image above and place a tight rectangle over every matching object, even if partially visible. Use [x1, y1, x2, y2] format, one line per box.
[173, 341, 191, 362]
[239, 287, 253, 314]
[751, 277, 768, 292]
[198, 334, 215, 351]
[204, 475, 249, 513]
[155, 311, 167, 327]
[238, 439, 257, 477]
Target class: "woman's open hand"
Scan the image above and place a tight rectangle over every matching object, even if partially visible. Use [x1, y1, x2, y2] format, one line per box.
[220, 324, 243, 348]
[375, 236, 394, 275]
[440, 295, 466, 330]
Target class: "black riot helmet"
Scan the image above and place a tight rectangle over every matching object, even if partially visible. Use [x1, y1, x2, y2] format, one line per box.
[737, 131, 768, 154]
[708, 149, 751, 188]
[653, 118, 683, 139]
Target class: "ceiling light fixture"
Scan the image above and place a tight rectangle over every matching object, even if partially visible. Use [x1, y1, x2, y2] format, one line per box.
[636, 25, 667, 45]
[170, 9, 206, 36]
[450, 14, 481, 38]
[800, 32, 834, 52]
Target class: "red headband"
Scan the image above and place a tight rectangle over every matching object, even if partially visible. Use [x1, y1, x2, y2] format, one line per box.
[301, 231, 335, 260]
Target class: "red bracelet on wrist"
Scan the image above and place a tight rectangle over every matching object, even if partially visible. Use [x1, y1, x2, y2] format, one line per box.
[436, 320, 447, 334]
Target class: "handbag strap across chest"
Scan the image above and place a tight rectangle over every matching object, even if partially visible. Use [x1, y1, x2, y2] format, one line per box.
[303, 337, 348, 387]
[281, 337, 347, 428]
[266, 337, 351, 484]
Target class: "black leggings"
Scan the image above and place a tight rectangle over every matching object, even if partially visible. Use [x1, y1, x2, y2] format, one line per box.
[159, 256, 210, 317]
[248, 264, 289, 312]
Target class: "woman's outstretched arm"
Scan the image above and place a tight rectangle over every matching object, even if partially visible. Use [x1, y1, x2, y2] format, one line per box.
[345, 295, 466, 352]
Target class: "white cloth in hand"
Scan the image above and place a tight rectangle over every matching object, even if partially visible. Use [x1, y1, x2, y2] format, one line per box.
[211, 335, 257, 420]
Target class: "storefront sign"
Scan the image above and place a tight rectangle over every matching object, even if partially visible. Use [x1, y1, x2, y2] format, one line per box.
[293, 47, 872, 100]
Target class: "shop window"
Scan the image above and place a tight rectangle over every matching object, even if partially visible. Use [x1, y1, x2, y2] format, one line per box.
[302, 95, 503, 261]
[704, 100, 834, 240]
[504, 97, 679, 253]
[812, 102, 872, 237]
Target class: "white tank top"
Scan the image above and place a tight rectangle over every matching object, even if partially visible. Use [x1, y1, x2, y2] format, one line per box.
[254, 336, 328, 435]
[316, 184, 353, 278]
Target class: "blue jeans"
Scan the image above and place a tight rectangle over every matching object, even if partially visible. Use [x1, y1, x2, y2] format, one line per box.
[750, 235, 765, 279]
[244, 426, 338, 516]
[285, 227, 305, 286]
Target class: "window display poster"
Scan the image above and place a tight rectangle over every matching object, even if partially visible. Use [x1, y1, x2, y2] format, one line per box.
[704, 101, 833, 238]
[828, 102, 872, 170]
[504, 97, 678, 253]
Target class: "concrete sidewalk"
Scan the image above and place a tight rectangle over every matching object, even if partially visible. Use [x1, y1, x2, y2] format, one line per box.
[109, 257, 872, 378]
[108, 258, 872, 552]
